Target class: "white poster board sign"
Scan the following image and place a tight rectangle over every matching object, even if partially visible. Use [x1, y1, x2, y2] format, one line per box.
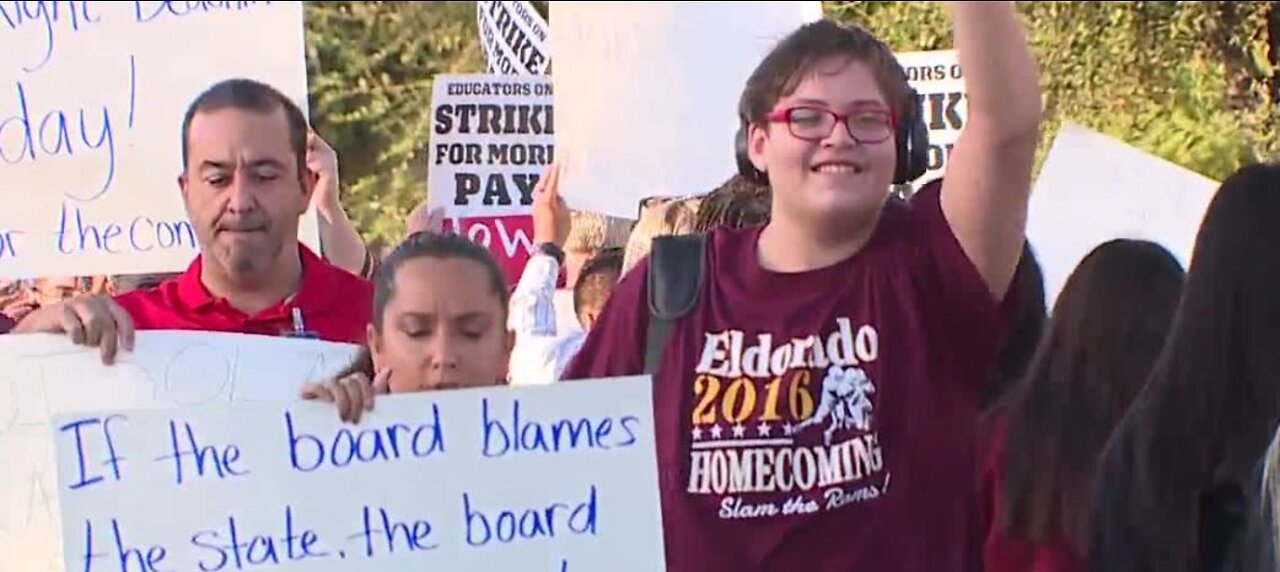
[427, 74, 552, 283]
[428, 74, 553, 220]
[1027, 123, 1220, 305]
[52, 376, 664, 571]
[478, 1, 551, 75]
[0, 332, 359, 572]
[0, 1, 319, 280]
[896, 49, 967, 187]
[549, 1, 824, 219]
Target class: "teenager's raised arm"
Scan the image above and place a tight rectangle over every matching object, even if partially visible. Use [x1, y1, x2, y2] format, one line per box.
[940, 1, 1043, 300]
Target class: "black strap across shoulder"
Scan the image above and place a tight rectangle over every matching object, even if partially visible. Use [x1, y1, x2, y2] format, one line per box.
[643, 234, 707, 376]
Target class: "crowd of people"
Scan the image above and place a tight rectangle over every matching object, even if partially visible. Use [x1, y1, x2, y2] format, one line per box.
[5, 2, 1280, 571]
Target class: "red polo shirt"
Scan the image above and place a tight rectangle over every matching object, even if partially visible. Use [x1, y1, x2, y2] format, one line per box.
[114, 245, 372, 345]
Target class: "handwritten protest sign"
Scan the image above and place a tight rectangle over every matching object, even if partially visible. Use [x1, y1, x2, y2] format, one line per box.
[0, 1, 319, 280]
[1027, 123, 1219, 305]
[429, 74, 552, 283]
[478, 1, 550, 76]
[0, 332, 359, 572]
[52, 376, 664, 571]
[896, 49, 968, 187]
[550, 1, 824, 219]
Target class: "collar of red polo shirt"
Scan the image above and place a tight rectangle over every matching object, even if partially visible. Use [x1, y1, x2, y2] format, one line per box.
[115, 244, 372, 344]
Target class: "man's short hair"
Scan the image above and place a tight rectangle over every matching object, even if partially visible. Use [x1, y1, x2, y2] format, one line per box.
[565, 211, 632, 254]
[180, 78, 309, 175]
[573, 247, 625, 319]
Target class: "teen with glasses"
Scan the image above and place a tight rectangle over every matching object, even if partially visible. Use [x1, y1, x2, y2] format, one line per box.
[563, 3, 1042, 571]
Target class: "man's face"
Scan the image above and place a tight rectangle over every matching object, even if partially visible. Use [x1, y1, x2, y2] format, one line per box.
[180, 107, 310, 283]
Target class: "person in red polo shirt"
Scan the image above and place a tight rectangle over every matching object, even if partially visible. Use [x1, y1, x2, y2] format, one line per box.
[561, 3, 1042, 571]
[15, 78, 372, 361]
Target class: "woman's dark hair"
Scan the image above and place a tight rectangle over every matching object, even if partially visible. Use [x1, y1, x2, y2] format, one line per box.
[1093, 163, 1280, 571]
[996, 238, 1185, 552]
[738, 19, 911, 130]
[372, 231, 509, 328]
[980, 242, 1047, 410]
[338, 231, 510, 379]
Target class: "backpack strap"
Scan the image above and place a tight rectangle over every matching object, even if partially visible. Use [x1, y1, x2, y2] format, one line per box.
[644, 234, 707, 376]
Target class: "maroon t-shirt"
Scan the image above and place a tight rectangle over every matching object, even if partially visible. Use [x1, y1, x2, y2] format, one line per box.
[563, 181, 1010, 571]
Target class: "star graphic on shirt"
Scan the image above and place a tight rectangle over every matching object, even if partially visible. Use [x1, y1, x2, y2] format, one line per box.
[691, 427, 703, 441]
[709, 424, 723, 440]
[782, 422, 795, 436]
[732, 424, 747, 438]
[757, 422, 772, 437]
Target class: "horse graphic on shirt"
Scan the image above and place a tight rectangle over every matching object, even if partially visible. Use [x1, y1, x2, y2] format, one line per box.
[794, 365, 877, 446]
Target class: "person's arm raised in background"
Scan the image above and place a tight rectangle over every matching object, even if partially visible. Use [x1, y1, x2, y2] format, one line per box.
[308, 131, 374, 278]
[510, 164, 570, 338]
[507, 164, 577, 385]
[939, 1, 1043, 301]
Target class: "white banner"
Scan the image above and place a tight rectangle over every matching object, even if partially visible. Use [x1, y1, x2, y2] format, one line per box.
[549, 1, 824, 219]
[52, 376, 665, 571]
[896, 49, 968, 187]
[0, 331, 359, 572]
[477, 1, 551, 76]
[0, 1, 319, 280]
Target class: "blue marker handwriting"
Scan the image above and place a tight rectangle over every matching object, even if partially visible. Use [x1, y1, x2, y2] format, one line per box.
[0, 1, 101, 74]
[133, 1, 276, 24]
[59, 414, 127, 491]
[153, 419, 250, 486]
[346, 505, 439, 559]
[0, 227, 22, 258]
[286, 404, 446, 473]
[80, 517, 171, 572]
[189, 507, 331, 572]
[0, 53, 136, 201]
[55, 200, 198, 256]
[481, 397, 641, 458]
[464, 484, 598, 548]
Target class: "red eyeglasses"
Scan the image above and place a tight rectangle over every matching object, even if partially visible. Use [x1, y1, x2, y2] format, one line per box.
[766, 106, 897, 144]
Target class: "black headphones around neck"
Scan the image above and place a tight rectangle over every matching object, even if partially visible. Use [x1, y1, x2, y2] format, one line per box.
[735, 51, 930, 187]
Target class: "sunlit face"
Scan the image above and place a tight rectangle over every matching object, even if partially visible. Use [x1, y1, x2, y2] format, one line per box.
[180, 107, 310, 283]
[368, 257, 514, 392]
[748, 57, 898, 230]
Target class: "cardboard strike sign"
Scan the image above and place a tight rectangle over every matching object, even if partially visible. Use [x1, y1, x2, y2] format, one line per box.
[477, 1, 550, 75]
[0, 332, 360, 572]
[896, 50, 968, 187]
[52, 376, 664, 571]
[0, 1, 319, 280]
[428, 74, 553, 285]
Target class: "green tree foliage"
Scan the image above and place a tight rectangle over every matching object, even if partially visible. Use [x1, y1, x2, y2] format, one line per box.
[305, 1, 485, 247]
[826, 1, 1277, 182]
